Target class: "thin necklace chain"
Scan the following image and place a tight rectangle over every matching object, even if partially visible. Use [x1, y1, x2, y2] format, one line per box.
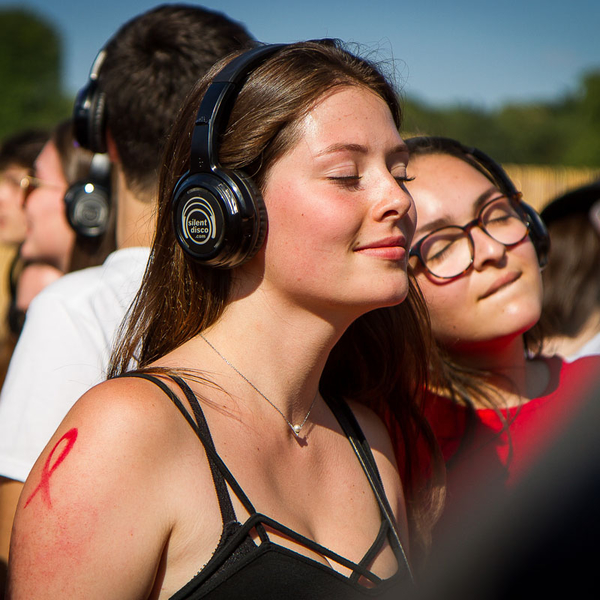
[200, 334, 318, 438]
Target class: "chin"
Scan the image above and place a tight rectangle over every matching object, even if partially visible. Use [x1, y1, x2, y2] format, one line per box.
[364, 286, 410, 313]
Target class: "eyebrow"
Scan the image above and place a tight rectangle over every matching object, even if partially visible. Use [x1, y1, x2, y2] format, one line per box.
[314, 142, 408, 158]
[415, 186, 500, 237]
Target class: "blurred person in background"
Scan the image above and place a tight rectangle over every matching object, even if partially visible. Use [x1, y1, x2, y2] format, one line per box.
[0, 130, 48, 248]
[19, 119, 94, 273]
[0, 2, 254, 580]
[0, 129, 49, 380]
[0, 129, 48, 381]
[540, 180, 600, 361]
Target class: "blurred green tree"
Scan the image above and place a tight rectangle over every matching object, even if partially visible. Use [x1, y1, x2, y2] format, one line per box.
[402, 69, 600, 168]
[0, 7, 71, 139]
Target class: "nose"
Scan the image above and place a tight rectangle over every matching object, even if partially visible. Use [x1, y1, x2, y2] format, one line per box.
[471, 226, 506, 270]
[371, 175, 414, 224]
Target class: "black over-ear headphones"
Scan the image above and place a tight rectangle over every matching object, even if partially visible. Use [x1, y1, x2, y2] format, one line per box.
[171, 44, 285, 268]
[63, 152, 112, 238]
[411, 136, 550, 268]
[73, 48, 108, 154]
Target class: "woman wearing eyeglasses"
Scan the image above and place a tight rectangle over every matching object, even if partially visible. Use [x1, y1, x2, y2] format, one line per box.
[402, 136, 600, 536]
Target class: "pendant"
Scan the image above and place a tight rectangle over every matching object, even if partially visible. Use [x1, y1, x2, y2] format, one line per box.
[292, 424, 302, 436]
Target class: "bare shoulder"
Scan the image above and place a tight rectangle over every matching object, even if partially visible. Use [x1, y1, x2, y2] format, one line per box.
[8, 374, 202, 598]
[70, 375, 185, 435]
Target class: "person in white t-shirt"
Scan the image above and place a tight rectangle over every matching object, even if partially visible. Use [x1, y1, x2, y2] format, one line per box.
[0, 3, 254, 568]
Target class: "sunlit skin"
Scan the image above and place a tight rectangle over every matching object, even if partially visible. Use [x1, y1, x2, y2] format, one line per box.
[406, 153, 548, 401]
[0, 164, 29, 245]
[244, 85, 417, 325]
[24, 429, 78, 508]
[20, 141, 75, 272]
[9, 86, 412, 599]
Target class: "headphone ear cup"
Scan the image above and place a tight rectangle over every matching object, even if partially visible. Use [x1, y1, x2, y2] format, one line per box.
[519, 201, 550, 268]
[64, 180, 111, 238]
[73, 82, 107, 154]
[234, 170, 267, 259]
[172, 170, 266, 268]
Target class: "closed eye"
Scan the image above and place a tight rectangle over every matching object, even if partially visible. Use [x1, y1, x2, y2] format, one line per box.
[328, 176, 362, 191]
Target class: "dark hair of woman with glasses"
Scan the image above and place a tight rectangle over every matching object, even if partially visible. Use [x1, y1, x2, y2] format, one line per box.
[399, 136, 600, 543]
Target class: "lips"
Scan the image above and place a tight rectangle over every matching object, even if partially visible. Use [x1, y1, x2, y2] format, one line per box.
[354, 236, 407, 260]
[480, 271, 521, 299]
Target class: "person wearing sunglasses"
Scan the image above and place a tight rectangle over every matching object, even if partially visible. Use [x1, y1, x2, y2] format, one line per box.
[401, 136, 600, 543]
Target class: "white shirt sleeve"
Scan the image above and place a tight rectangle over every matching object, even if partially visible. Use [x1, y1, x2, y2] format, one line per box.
[0, 291, 108, 482]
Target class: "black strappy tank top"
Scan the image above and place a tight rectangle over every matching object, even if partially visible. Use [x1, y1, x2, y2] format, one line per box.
[124, 373, 413, 599]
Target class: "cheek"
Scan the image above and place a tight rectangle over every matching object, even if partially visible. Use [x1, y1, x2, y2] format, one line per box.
[265, 183, 352, 258]
[416, 275, 468, 334]
[27, 192, 65, 223]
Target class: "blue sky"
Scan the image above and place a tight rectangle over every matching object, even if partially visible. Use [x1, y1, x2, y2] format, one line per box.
[4, 0, 600, 108]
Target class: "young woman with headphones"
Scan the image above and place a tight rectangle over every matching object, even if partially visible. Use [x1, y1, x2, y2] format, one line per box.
[19, 119, 112, 274]
[401, 136, 600, 538]
[8, 41, 436, 598]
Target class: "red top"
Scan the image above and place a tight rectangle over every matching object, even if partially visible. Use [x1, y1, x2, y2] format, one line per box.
[421, 355, 600, 527]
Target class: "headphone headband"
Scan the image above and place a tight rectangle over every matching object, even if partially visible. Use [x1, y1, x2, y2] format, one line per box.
[190, 44, 286, 173]
[88, 152, 111, 182]
[73, 47, 108, 153]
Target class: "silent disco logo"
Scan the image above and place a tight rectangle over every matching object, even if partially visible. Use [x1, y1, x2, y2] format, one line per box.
[182, 196, 217, 245]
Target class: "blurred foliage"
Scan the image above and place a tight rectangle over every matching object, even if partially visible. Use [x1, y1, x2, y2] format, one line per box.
[0, 7, 598, 167]
[0, 7, 72, 140]
[402, 70, 600, 168]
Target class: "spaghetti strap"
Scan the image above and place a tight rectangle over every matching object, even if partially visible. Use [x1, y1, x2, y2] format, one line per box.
[323, 394, 414, 583]
[120, 372, 269, 543]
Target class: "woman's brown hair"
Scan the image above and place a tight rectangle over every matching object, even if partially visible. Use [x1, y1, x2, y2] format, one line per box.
[108, 40, 441, 557]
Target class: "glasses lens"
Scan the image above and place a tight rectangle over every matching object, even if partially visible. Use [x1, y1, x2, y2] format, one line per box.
[481, 197, 528, 245]
[420, 227, 473, 278]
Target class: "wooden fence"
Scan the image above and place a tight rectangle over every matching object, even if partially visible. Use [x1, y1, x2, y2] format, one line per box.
[504, 164, 600, 211]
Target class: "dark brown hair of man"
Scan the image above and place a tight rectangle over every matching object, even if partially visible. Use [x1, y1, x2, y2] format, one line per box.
[99, 3, 253, 201]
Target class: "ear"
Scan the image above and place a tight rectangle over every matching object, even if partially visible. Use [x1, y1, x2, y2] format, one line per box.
[105, 128, 120, 164]
[590, 199, 600, 237]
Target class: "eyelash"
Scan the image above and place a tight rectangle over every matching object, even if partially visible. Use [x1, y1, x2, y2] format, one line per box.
[328, 176, 362, 190]
[328, 175, 415, 190]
